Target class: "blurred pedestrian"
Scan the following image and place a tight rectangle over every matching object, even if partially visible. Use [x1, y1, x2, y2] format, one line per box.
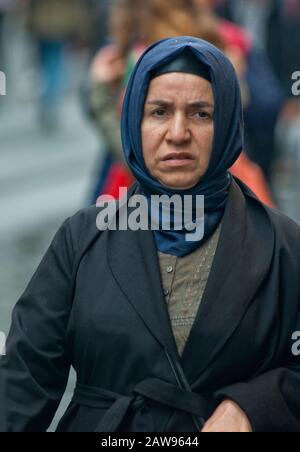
[215, 0, 300, 173]
[267, 0, 300, 123]
[215, 0, 300, 95]
[0, 0, 13, 68]
[23, 0, 97, 129]
[90, 0, 117, 51]
[198, 0, 285, 181]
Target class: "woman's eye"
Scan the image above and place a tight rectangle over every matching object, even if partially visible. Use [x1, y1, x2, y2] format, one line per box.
[152, 109, 166, 117]
[195, 111, 211, 119]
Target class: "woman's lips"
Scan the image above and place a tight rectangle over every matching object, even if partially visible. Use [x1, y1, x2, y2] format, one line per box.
[161, 153, 195, 167]
[162, 159, 194, 167]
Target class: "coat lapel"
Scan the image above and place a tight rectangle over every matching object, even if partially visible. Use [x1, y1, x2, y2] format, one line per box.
[180, 178, 275, 383]
[107, 204, 179, 359]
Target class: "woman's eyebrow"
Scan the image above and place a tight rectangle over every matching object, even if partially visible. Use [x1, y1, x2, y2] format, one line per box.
[188, 101, 214, 109]
[146, 100, 172, 107]
[146, 100, 214, 108]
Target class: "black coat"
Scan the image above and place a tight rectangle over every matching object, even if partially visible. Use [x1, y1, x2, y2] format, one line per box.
[0, 178, 300, 432]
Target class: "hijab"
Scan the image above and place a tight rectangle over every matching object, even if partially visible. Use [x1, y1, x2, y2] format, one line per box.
[121, 37, 244, 256]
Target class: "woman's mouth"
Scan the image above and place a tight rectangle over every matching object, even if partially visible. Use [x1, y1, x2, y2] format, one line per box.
[162, 152, 195, 167]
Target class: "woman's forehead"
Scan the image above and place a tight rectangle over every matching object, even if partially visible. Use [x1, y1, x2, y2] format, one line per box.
[146, 72, 214, 104]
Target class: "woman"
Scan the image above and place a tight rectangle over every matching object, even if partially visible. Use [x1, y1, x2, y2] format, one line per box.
[0, 37, 299, 432]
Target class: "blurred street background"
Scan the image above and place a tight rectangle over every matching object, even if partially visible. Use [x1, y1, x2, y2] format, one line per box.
[0, 0, 300, 431]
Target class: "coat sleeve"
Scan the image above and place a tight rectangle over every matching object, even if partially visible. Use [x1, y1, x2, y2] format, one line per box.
[215, 232, 300, 433]
[0, 217, 78, 432]
[215, 363, 300, 432]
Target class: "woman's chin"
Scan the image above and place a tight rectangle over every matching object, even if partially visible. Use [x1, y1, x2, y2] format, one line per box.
[153, 168, 206, 191]
[159, 178, 199, 191]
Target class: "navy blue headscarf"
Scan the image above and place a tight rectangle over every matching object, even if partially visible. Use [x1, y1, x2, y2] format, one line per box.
[121, 37, 244, 256]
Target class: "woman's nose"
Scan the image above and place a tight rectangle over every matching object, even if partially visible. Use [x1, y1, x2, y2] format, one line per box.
[166, 114, 191, 144]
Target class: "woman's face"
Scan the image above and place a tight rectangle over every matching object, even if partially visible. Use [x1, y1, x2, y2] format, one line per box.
[141, 72, 214, 190]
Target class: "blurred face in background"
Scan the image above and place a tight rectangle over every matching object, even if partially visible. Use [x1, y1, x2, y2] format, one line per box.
[141, 72, 215, 191]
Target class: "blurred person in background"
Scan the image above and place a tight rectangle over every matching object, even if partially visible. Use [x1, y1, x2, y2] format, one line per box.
[0, 0, 13, 69]
[215, 0, 300, 175]
[215, 0, 300, 97]
[266, 0, 300, 129]
[90, 0, 117, 51]
[88, 0, 275, 207]
[197, 0, 285, 182]
[21, 0, 97, 129]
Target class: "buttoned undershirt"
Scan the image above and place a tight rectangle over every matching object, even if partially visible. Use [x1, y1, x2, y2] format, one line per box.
[158, 223, 222, 356]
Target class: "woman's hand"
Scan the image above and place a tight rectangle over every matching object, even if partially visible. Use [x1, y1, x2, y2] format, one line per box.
[90, 44, 125, 85]
[201, 399, 253, 433]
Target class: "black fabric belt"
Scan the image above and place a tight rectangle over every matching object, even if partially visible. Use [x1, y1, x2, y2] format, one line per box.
[73, 378, 212, 432]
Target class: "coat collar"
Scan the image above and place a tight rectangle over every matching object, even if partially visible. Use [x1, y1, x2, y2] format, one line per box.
[107, 178, 275, 384]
